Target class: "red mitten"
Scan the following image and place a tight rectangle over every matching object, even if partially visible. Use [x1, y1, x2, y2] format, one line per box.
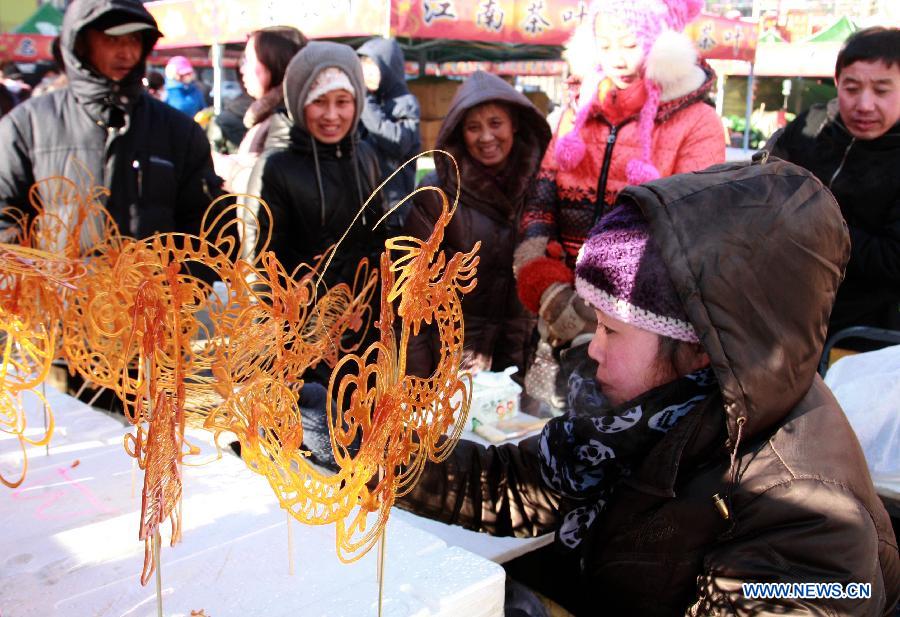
[546, 240, 565, 259]
[516, 257, 574, 314]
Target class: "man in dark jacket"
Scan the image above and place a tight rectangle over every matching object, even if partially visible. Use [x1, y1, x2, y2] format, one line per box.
[0, 0, 223, 242]
[357, 37, 421, 234]
[768, 27, 900, 336]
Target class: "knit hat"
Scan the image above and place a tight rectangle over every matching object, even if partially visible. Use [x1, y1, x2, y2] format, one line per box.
[555, 0, 703, 184]
[304, 66, 355, 107]
[165, 56, 193, 77]
[283, 41, 366, 133]
[574, 201, 697, 342]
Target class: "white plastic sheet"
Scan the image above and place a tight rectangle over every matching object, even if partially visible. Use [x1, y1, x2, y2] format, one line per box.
[824, 345, 900, 501]
[0, 385, 506, 617]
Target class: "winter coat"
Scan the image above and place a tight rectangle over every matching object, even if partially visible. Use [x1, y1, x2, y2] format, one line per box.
[214, 87, 287, 258]
[768, 100, 900, 334]
[245, 42, 385, 288]
[398, 158, 900, 617]
[517, 63, 725, 294]
[239, 87, 287, 158]
[208, 92, 253, 154]
[163, 79, 206, 119]
[0, 0, 223, 242]
[403, 71, 550, 377]
[357, 37, 421, 230]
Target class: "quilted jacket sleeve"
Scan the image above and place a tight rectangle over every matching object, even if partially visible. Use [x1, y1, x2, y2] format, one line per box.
[673, 103, 727, 175]
[0, 105, 36, 234]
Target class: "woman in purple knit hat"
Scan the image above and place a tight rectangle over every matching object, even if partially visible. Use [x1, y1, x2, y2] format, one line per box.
[398, 158, 899, 617]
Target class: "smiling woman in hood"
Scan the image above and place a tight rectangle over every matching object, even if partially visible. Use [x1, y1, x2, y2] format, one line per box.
[402, 71, 551, 381]
[246, 41, 385, 292]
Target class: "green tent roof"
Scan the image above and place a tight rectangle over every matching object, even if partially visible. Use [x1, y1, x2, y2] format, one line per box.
[758, 29, 785, 43]
[13, 3, 63, 36]
[806, 16, 857, 43]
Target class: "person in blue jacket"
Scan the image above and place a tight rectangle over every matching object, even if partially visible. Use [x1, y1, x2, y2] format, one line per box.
[163, 55, 206, 119]
[356, 37, 421, 233]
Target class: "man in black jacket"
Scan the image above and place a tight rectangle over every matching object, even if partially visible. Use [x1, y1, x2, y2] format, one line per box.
[0, 0, 223, 242]
[768, 27, 900, 336]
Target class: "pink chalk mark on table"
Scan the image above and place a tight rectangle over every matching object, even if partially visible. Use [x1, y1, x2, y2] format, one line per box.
[11, 465, 119, 521]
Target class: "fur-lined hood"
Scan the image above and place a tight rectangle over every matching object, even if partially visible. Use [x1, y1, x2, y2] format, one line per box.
[433, 71, 550, 190]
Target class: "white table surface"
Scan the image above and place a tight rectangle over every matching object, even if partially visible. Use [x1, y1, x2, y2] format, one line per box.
[0, 386, 508, 617]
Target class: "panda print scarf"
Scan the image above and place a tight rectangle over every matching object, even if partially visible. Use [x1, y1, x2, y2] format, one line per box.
[538, 361, 718, 550]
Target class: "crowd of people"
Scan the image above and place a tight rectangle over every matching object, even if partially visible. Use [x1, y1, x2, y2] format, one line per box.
[0, 0, 897, 615]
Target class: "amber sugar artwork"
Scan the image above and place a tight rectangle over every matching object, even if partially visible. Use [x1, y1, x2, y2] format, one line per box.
[1, 157, 479, 594]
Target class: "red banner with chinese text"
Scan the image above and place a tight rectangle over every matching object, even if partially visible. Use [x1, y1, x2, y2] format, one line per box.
[395, 2, 757, 61]
[685, 14, 758, 62]
[0, 34, 54, 62]
[392, 0, 590, 45]
[145, 0, 758, 64]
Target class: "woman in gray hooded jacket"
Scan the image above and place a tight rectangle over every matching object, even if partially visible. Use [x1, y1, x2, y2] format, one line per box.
[246, 41, 385, 289]
[356, 37, 421, 233]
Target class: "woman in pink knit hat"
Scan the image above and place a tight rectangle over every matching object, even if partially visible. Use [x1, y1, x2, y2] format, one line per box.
[514, 0, 725, 411]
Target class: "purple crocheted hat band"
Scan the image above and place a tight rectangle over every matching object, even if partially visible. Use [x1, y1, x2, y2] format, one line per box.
[574, 201, 699, 343]
[575, 277, 699, 343]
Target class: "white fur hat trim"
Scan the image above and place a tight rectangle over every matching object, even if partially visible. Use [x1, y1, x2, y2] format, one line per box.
[644, 29, 706, 102]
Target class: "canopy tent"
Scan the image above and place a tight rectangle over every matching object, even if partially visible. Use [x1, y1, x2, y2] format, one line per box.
[708, 14, 858, 149]
[13, 3, 63, 36]
[805, 15, 856, 43]
[758, 28, 785, 44]
[712, 15, 858, 79]
[0, 3, 62, 63]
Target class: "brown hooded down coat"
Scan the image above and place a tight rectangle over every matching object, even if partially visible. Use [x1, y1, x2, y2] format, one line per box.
[403, 71, 551, 376]
[398, 157, 900, 616]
